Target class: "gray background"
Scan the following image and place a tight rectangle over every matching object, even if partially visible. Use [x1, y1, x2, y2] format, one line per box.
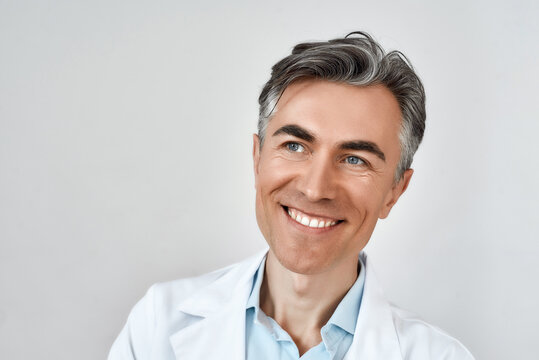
[1, 0, 538, 359]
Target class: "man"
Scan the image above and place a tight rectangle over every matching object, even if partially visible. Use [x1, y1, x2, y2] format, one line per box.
[109, 32, 474, 359]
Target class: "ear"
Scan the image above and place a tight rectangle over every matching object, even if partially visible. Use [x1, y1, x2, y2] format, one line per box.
[378, 169, 413, 219]
[252, 134, 261, 186]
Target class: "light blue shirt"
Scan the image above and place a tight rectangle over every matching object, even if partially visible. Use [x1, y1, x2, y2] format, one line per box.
[245, 256, 366, 360]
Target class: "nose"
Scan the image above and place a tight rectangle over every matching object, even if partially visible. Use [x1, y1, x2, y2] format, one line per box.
[296, 153, 337, 202]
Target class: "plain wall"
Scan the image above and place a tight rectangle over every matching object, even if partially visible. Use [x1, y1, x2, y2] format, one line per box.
[1, 0, 538, 359]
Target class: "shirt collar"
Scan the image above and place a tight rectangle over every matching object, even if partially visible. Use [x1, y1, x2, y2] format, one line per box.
[246, 256, 265, 311]
[245, 254, 366, 335]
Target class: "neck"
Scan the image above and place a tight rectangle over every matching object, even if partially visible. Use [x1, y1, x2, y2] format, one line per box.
[260, 250, 358, 355]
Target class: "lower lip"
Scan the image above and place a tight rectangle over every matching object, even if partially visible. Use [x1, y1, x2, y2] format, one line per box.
[282, 206, 341, 233]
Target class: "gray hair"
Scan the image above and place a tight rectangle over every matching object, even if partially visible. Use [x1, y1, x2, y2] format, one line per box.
[257, 31, 426, 182]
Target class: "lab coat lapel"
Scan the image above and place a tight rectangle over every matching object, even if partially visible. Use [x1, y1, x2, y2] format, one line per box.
[169, 250, 267, 360]
[344, 253, 403, 360]
[169, 299, 246, 360]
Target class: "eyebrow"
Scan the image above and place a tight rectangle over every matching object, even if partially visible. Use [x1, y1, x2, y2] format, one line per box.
[339, 141, 386, 161]
[273, 124, 386, 162]
[272, 124, 315, 143]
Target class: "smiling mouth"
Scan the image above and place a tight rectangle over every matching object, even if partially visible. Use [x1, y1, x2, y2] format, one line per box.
[282, 206, 343, 229]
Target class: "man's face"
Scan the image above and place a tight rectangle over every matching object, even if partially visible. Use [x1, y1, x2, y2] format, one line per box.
[253, 79, 413, 275]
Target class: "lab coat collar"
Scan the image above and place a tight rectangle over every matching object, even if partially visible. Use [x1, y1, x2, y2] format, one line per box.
[343, 252, 403, 359]
[169, 249, 403, 360]
[169, 249, 267, 360]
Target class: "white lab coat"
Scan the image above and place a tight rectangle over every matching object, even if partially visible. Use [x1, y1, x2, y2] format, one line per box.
[108, 249, 474, 359]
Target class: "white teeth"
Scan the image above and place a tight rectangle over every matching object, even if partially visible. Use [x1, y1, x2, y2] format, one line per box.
[286, 207, 338, 229]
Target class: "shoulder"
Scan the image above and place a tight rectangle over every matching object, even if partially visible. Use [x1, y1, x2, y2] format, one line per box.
[149, 261, 238, 309]
[389, 305, 475, 360]
[359, 253, 474, 360]
[128, 249, 267, 324]
[148, 250, 266, 312]
[109, 251, 266, 359]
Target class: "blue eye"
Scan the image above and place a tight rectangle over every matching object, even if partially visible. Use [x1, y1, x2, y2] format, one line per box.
[346, 156, 364, 165]
[286, 142, 304, 152]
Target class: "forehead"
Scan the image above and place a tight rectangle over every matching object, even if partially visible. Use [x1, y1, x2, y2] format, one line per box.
[270, 79, 403, 162]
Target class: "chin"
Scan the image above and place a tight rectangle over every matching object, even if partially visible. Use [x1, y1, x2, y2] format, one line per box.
[269, 242, 337, 275]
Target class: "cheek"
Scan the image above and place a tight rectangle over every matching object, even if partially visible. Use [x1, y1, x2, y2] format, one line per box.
[254, 191, 268, 234]
[345, 179, 388, 218]
[255, 163, 286, 233]
[257, 157, 296, 195]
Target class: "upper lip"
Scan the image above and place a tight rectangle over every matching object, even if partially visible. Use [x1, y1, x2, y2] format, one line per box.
[282, 204, 344, 222]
